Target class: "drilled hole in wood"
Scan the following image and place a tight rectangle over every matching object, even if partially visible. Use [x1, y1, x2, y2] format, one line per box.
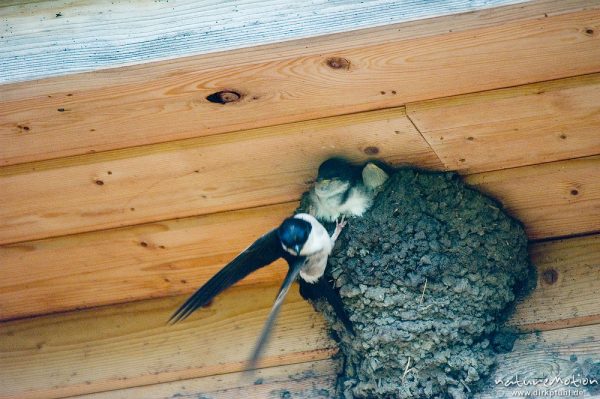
[326, 57, 350, 70]
[560, 134, 567, 139]
[542, 269, 558, 285]
[206, 91, 242, 104]
[467, 136, 474, 141]
[364, 146, 380, 155]
[570, 189, 579, 196]
[95, 179, 104, 185]
[140, 241, 148, 247]
[585, 28, 594, 36]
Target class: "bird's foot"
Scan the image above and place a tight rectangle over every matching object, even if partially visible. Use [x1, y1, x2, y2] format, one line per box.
[331, 215, 347, 241]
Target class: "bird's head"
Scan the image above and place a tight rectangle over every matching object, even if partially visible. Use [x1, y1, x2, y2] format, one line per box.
[314, 157, 357, 198]
[277, 217, 312, 256]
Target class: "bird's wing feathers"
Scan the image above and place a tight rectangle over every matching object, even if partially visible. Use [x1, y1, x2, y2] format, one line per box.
[169, 229, 284, 324]
[247, 257, 306, 370]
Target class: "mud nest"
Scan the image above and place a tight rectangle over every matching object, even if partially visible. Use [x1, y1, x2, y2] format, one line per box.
[300, 168, 535, 399]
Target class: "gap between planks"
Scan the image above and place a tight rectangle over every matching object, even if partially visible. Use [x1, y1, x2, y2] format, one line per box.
[1, 155, 599, 320]
[1, 3, 599, 165]
[61, 324, 600, 399]
[0, 233, 599, 398]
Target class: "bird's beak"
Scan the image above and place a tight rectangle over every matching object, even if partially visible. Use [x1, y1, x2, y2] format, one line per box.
[293, 244, 302, 255]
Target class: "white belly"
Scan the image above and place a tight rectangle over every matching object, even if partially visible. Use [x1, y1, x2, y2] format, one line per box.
[299, 252, 328, 283]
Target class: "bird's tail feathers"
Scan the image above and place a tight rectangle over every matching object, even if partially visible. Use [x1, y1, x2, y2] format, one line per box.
[246, 259, 305, 370]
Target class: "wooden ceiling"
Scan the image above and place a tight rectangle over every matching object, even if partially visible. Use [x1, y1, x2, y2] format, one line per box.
[1, 0, 599, 398]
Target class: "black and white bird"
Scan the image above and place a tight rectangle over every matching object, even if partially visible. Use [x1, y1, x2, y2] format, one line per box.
[169, 213, 353, 369]
[308, 157, 389, 222]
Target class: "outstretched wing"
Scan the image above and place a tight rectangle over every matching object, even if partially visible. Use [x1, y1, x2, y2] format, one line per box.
[169, 229, 284, 324]
[246, 257, 305, 370]
[299, 277, 354, 334]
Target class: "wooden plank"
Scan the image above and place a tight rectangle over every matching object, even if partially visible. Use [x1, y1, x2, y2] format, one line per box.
[68, 325, 600, 399]
[35, 309, 600, 399]
[2, 233, 600, 398]
[0, 0, 529, 84]
[407, 73, 600, 173]
[510, 235, 600, 331]
[0, 203, 295, 321]
[2, 4, 600, 165]
[477, 324, 600, 398]
[2, 157, 599, 320]
[0, 107, 442, 245]
[464, 156, 600, 240]
[67, 359, 339, 399]
[0, 0, 588, 96]
[0, 284, 336, 399]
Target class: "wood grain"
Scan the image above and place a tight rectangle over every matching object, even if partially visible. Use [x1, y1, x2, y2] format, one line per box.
[0, 203, 295, 321]
[64, 324, 600, 398]
[0, 0, 528, 84]
[464, 156, 600, 240]
[510, 235, 600, 331]
[2, 0, 591, 100]
[478, 323, 600, 398]
[407, 73, 600, 173]
[0, 284, 336, 399]
[2, 6, 600, 165]
[68, 325, 600, 399]
[67, 359, 339, 399]
[0, 107, 441, 245]
[2, 232, 600, 398]
[2, 156, 600, 320]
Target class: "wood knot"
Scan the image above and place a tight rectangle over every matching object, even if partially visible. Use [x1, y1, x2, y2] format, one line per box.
[326, 57, 350, 70]
[541, 269, 558, 285]
[364, 146, 379, 155]
[206, 91, 242, 104]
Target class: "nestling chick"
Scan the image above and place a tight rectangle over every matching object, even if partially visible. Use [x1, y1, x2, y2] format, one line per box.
[308, 157, 389, 222]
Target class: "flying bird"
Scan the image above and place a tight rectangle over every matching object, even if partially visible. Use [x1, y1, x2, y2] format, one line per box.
[169, 213, 353, 369]
[308, 157, 389, 222]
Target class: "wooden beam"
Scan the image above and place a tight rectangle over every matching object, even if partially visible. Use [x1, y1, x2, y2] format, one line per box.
[0, 107, 441, 245]
[1, 233, 599, 398]
[64, 324, 600, 398]
[66, 359, 339, 399]
[478, 324, 600, 398]
[0, 203, 295, 321]
[464, 156, 600, 240]
[0, 284, 336, 399]
[407, 73, 600, 173]
[0, 0, 529, 84]
[510, 235, 600, 331]
[2, 157, 600, 320]
[1, 3, 599, 165]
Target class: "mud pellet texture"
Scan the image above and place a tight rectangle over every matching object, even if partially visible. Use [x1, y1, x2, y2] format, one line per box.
[301, 169, 534, 399]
